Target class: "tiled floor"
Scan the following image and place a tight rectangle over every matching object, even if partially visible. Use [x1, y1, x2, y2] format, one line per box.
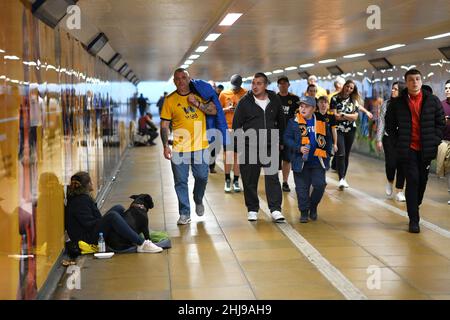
[53, 143, 450, 300]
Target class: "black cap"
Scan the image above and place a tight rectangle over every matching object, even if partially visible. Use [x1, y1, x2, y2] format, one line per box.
[277, 76, 289, 84]
[230, 74, 243, 89]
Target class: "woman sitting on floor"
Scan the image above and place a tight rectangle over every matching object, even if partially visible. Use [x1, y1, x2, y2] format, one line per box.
[65, 171, 162, 253]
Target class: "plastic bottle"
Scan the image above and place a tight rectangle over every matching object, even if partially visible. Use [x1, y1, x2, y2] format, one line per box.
[98, 232, 106, 253]
[302, 144, 310, 161]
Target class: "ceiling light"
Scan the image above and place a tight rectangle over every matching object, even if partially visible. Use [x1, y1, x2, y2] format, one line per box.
[205, 33, 221, 41]
[343, 53, 366, 59]
[189, 54, 200, 60]
[219, 13, 242, 26]
[273, 69, 283, 74]
[319, 59, 336, 64]
[425, 32, 450, 40]
[265, 72, 272, 75]
[184, 60, 194, 65]
[0, 49, 5, 53]
[285, 66, 297, 71]
[300, 63, 314, 68]
[376, 44, 405, 51]
[195, 46, 208, 53]
[180, 65, 189, 69]
[4, 55, 20, 60]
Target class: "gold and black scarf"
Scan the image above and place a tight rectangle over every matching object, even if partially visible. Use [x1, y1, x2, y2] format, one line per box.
[296, 113, 327, 158]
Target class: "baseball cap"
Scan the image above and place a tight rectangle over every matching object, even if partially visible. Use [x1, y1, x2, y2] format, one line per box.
[277, 76, 289, 84]
[298, 96, 316, 108]
[230, 74, 243, 89]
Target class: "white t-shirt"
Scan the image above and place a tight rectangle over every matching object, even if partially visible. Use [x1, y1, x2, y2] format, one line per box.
[254, 97, 270, 111]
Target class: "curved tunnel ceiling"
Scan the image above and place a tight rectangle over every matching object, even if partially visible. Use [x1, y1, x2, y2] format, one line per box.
[78, 0, 450, 82]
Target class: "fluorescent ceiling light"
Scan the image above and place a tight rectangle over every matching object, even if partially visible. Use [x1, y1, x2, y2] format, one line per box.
[343, 53, 366, 58]
[219, 13, 242, 26]
[195, 46, 208, 53]
[184, 60, 194, 65]
[4, 55, 20, 60]
[205, 33, 221, 41]
[273, 69, 284, 74]
[285, 66, 297, 71]
[265, 72, 272, 75]
[319, 59, 336, 64]
[189, 54, 200, 60]
[300, 63, 314, 68]
[180, 64, 189, 68]
[376, 44, 405, 51]
[424, 32, 450, 40]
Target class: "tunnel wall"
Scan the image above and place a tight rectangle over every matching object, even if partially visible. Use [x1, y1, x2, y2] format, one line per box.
[0, 1, 136, 299]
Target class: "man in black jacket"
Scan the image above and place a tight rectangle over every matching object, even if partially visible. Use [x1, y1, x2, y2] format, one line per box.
[386, 69, 445, 233]
[232, 72, 286, 222]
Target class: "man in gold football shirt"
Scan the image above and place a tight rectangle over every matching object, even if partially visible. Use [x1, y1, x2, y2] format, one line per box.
[160, 68, 217, 225]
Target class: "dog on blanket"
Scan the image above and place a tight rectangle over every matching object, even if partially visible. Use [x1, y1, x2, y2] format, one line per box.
[106, 194, 154, 250]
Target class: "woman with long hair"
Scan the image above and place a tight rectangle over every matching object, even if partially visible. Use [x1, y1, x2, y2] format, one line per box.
[376, 81, 406, 201]
[330, 79, 362, 189]
[65, 171, 162, 253]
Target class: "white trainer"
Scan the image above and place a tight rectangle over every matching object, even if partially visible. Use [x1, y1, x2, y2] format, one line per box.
[137, 240, 163, 253]
[224, 179, 231, 193]
[247, 211, 258, 221]
[448, 200, 450, 205]
[338, 179, 345, 190]
[385, 182, 393, 197]
[342, 179, 349, 188]
[271, 210, 285, 223]
[395, 192, 406, 202]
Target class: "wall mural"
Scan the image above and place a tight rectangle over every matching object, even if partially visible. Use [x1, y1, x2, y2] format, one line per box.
[0, 1, 136, 299]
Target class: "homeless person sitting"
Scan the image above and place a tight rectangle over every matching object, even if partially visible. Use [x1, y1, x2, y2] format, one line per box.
[65, 171, 162, 253]
[138, 113, 159, 145]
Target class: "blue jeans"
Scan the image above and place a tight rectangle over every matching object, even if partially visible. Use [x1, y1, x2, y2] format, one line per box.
[171, 150, 209, 217]
[96, 205, 144, 246]
[294, 167, 327, 212]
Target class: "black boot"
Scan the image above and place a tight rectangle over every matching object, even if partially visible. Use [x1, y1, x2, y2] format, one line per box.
[408, 222, 420, 233]
[300, 210, 309, 223]
[309, 207, 318, 221]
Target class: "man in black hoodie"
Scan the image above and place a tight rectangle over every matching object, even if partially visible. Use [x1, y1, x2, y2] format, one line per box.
[232, 72, 286, 222]
[386, 69, 445, 233]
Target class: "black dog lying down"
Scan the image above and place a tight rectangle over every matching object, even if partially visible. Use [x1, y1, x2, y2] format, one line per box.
[106, 194, 153, 250]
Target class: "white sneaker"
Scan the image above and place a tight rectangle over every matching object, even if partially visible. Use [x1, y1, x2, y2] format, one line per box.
[271, 210, 285, 223]
[233, 180, 241, 192]
[342, 179, 349, 188]
[338, 179, 345, 190]
[224, 179, 231, 193]
[137, 240, 163, 253]
[395, 192, 406, 202]
[247, 211, 258, 221]
[385, 182, 393, 197]
[447, 200, 450, 205]
[177, 215, 191, 225]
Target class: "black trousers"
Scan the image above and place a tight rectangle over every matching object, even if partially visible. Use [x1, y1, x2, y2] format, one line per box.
[239, 163, 282, 213]
[336, 128, 356, 180]
[401, 149, 430, 224]
[382, 135, 405, 189]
